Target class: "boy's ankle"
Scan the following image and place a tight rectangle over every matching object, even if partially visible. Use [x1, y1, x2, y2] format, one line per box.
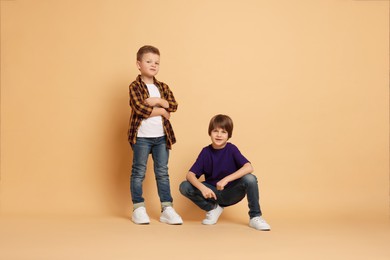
[133, 202, 146, 211]
[161, 201, 173, 211]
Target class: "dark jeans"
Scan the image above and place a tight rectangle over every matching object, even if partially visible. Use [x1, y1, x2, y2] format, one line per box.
[130, 136, 173, 205]
[179, 174, 262, 218]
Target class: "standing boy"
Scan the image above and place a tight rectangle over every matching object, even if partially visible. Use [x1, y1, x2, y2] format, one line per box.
[128, 45, 182, 225]
[179, 114, 270, 230]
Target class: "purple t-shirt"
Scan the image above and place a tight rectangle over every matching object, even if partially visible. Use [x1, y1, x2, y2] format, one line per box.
[189, 142, 250, 187]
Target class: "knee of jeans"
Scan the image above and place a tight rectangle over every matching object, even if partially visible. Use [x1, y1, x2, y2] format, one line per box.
[242, 174, 258, 186]
[179, 181, 192, 195]
[131, 170, 146, 180]
[132, 163, 147, 174]
[155, 165, 168, 176]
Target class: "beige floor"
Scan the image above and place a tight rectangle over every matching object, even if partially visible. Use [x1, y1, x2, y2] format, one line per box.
[0, 214, 389, 260]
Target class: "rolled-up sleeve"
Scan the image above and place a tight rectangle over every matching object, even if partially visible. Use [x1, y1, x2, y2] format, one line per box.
[162, 83, 178, 113]
[129, 84, 153, 118]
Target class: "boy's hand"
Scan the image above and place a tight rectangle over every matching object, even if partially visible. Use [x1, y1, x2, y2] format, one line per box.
[216, 179, 229, 190]
[162, 110, 171, 120]
[144, 97, 161, 107]
[200, 186, 217, 200]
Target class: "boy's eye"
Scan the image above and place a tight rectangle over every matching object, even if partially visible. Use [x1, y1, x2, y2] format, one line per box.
[212, 129, 227, 134]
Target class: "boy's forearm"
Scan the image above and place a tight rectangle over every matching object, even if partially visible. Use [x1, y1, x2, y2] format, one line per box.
[158, 98, 169, 109]
[187, 171, 217, 200]
[149, 107, 167, 118]
[225, 162, 253, 182]
[186, 172, 205, 191]
[145, 97, 169, 108]
[146, 97, 176, 113]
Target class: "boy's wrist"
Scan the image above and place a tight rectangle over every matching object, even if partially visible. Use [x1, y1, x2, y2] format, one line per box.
[159, 98, 169, 108]
[158, 107, 166, 114]
[223, 176, 231, 183]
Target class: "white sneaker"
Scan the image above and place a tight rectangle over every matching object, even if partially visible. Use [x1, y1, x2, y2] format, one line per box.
[160, 206, 183, 225]
[249, 216, 271, 231]
[132, 206, 150, 224]
[202, 205, 223, 225]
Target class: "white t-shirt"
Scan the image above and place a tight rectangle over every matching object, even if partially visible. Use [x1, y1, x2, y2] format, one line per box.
[137, 84, 165, 137]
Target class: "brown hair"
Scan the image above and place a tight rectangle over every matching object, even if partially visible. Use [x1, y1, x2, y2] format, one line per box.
[136, 45, 160, 61]
[208, 114, 234, 138]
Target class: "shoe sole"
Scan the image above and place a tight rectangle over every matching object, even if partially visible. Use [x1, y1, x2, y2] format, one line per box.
[160, 217, 183, 225]
[202, 221, 217, 225]
[132, 219, 150, 225]
[249, 225, 271, 231]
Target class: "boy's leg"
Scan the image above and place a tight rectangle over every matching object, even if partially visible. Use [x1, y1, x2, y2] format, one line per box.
[130, 137, 152, 206]
[151, 136, 173, 206]
[218, 174, 262, 218]
[152, 136, 183, 224]
[179, 181, 217, 212]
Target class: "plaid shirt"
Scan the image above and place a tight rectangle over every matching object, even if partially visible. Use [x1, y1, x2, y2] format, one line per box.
[128, 75, 178, 149]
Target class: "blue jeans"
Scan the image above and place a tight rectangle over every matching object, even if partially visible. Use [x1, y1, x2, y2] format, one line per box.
[179, 174, 262, 218]
[130, 136, 173, 206]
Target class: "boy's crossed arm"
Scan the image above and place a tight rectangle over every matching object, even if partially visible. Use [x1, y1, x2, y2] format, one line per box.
[144, 85, 178, 113]
[130, 86, 175, 120]
[144, 97, 169, 108]
[144, 97, 171, 120]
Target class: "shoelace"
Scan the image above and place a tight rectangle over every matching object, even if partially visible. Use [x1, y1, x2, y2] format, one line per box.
[253, 217, 265, 223]
[164, 207, 178, 216]
[206, 209, 217, 219]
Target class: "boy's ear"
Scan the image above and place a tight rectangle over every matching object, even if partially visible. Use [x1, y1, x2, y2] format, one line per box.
[136, 60, 141, 70]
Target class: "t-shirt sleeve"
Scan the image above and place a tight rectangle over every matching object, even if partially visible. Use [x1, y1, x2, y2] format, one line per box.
[189, 149, 206, 178]
[232, 144, 250, 168]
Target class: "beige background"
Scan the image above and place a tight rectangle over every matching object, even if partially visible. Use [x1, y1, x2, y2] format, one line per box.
[1, 0, 388, 220]
[0, 1, 389, 259]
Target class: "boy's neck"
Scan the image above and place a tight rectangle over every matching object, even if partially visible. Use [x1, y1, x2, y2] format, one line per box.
[211, 143, 227, 150]
[141, 75, 154, 84]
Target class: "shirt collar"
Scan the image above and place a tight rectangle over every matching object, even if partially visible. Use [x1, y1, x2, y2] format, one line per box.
[136, 75, 161, 86]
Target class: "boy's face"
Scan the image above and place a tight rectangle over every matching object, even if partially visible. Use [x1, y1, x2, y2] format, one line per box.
[210, 127, 229, 149]
[137, 52, 160, 79]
